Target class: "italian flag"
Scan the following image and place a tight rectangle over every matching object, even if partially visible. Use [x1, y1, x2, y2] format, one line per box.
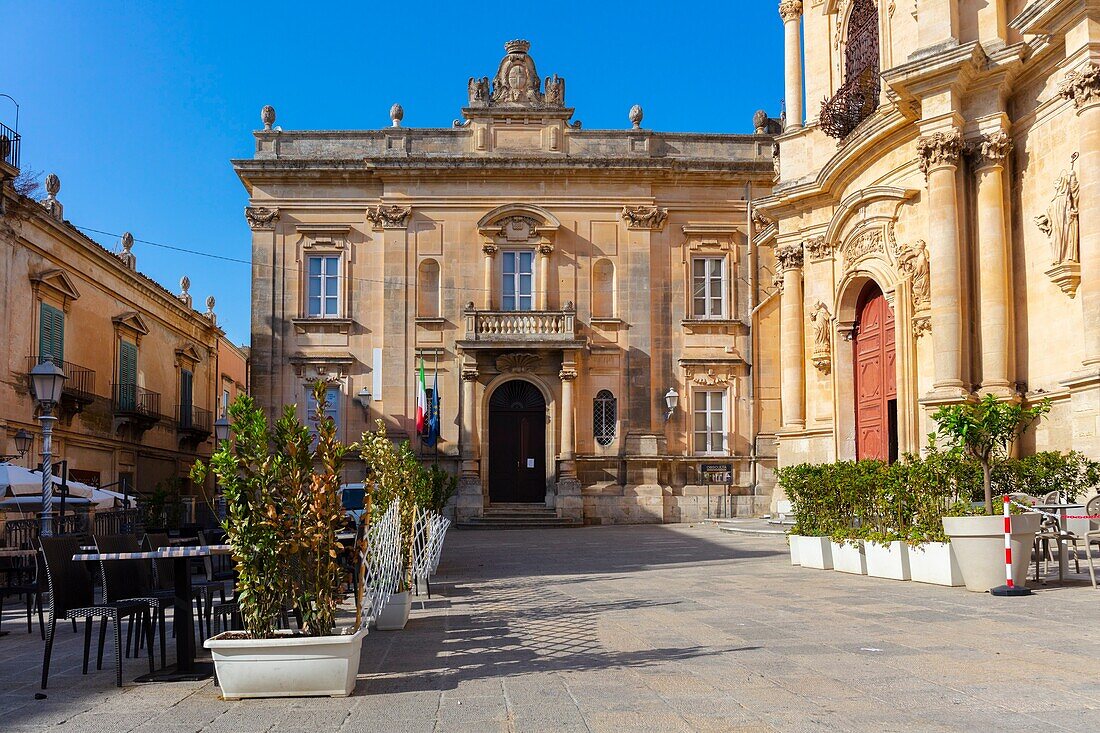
[415, 358, 427, 435]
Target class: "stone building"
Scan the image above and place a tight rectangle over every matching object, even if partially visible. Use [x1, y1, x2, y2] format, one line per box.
[758, 0, 1100, 481]
[237, 40, 779, 524]
[0, 154, 245, 498]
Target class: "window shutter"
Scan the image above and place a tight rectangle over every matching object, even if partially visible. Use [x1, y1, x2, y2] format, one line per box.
[39, 303, 65, 362]
[119, 341, 137, 384]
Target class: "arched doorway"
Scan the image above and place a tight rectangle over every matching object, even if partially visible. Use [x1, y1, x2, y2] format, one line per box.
[854, 282, 898, 462]
[487, 380, 547, 503]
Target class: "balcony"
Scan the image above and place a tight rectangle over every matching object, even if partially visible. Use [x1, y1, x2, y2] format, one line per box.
[27, 356, 97, 411]
[176, 404, 212, 446]
[112, 383, 160, 432]
[819, 72, 879, 141]
[459, 306, 583, 350]
[0, 121, 19, 172]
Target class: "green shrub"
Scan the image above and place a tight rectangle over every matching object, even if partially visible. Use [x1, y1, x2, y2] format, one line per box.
[992, 450, 1100, 502]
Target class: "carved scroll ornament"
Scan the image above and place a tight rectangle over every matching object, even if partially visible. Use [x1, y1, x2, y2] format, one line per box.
[366, 204, 412, 230]
[621, 205, 668, 230]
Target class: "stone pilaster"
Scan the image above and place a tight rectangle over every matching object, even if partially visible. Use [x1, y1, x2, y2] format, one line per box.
[780, 1, 804, 131]
[537, 242, 553, 310]
[776, 242, 805, 428]
[482, 244, 497, 310]
[971, 130, 1015, 396]
[245, 206, 280, 418]
[558, 359, 578, 478]
[460, 363, 479, 476]
[917, 129, 967, 397]
[371, 205, 413, 434]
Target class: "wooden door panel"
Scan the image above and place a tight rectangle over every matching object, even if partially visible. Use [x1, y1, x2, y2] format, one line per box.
[854, 287, 895, 462]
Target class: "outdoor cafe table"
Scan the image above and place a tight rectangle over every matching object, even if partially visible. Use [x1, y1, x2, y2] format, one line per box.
[72, 544, 230, 682]
[1035, 503, 1085, 582]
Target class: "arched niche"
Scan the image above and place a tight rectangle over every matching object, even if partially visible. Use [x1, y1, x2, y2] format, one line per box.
[417, 258, 441, 318]
[591, 258, 615, 319]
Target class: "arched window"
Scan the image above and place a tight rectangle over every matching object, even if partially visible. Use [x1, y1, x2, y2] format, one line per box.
[592, 259, 615, 318]
[593, 389, 617, 447]
[820, 0, 880, 139]
[417, 259, 440, 318]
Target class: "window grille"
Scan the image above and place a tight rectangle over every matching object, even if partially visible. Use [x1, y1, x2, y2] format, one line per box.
[820, 0, 880, 140]
[593, 389, 617, 447]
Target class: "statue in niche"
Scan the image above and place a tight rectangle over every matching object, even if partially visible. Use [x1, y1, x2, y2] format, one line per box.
[809, 301, 832, 353]
[1035, 154, 1080, 265]
[897, 240, 930, 307]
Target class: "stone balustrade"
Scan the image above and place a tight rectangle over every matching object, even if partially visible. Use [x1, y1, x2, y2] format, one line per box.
[463, 307, 576, 342]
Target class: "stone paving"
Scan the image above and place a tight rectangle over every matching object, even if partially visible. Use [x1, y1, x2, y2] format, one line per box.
[2, 524, 1099, 732]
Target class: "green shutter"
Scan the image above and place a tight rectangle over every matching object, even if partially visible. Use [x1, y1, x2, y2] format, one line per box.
[119, 341, 137, 410]
[39, 303, 64, 363]
[180, 369, 193, 427]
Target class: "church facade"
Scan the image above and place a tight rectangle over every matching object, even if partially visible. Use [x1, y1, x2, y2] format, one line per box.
[237, 41, 780, 524]
[759, 0, 1100, 475]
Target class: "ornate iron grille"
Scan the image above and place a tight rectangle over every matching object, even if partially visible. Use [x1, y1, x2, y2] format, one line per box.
[820, 0, 880, 140]
[593, 389, 617, 447]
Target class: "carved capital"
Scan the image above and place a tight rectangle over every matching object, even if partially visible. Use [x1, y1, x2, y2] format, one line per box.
[558, 366, 578, 381]
[1060, 64, 1100, 111]
[803, 235, 832, 260]
[482, 243, 499, 257]
[971, 131, 1013, 168]
[366, 204, 412, 230]
[778, 0, 803, 22]
[775, 243, 804, 273]
[461, 366, 480, 382]
[917, 129, 963, 176]
[245, 206, 279, 230]
[621, 205, 669, 231]
[536, 242, 554, 256]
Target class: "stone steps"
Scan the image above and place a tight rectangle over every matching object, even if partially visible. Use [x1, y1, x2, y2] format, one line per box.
[457, 505, 581, 529]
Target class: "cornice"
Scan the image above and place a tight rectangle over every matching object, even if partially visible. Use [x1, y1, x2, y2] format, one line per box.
[1011, 0, 1098, 37]
[883, 41, 988, 102]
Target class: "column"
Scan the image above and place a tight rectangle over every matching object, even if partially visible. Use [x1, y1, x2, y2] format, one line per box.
[559, 358, 577, 478]
[537, 243, 553, 310]
[371, 205, 413, 432]
[777, 243, 805, 428]
[917, 129, 966, 395]
[972, 130, 1015, 395]
[1063, 65, 1100, 366]
[779, 1, 804, 131]
[482, 244, 497, 310]
[460, 363, 478, 476]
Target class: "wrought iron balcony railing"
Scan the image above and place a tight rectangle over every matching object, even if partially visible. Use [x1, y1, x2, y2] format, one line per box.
[819, 72, 880, 141]
[176, 404, 212, 435]
[27, 355, 97, 405]
[112, 383, 160, 421]
[0, 122, 19, 170]
[463, 307, 577, 342]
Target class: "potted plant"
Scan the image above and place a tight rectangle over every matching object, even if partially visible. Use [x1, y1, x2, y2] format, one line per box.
[902, 446, 974, 586]
[192, 386, 366, 700]
[778, 463, 833, 569]
[359, 421, 420, 630]
[933, 395, 1049, 592]
[828, 461, 876, 575]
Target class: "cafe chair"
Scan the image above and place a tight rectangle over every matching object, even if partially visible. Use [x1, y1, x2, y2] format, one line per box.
[0, 550, 44, 637]
[1084, 495, 1100, 589]
[39, 537, 153, 688]
[93, 535, 165, 668]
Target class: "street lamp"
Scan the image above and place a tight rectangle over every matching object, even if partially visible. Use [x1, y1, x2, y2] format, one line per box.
[213, 414, 231, 520]
[664, 387, 679, 422]
[1, 429, 32, 462]
[31, 361, 66, 537]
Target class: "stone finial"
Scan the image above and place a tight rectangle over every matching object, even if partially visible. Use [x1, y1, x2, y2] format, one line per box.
[629, 104, 643, 129]
[753, 110, 769, 134]
[178, 276, 193, 308]
[42, 173, 64, 220]
[204, 295, 217, 325]
[119, 232, 136, 270]
[261, 105, 276, 130]
[389, 103, 404, 127]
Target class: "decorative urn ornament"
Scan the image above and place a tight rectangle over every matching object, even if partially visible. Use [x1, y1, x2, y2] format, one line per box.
[389, 103, 404, 127]
[261, 105, 276, 130]
[45, 173, 60, 196]
[629, 104, 643, 129]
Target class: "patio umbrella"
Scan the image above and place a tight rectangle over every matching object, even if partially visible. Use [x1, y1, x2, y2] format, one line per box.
[0, 463, 44, 495]
[0, 496, 94, 508]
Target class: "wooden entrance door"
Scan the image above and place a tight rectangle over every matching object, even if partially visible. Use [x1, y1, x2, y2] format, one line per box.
[854, 283, 897, 461]
[488, 380, 547, 503]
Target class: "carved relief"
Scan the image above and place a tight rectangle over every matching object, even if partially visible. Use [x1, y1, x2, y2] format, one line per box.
[804, 235, 832, 260]
[1035, 154, 1082, 296]
[685, 366, 731, 386]
[495, 216, 540, 241]
[621, 205, 668, 230]
[916, 129, 962, 176]
[496, 353, 541, 374]
[245, 206, 279, 230]
[366, 204, 412, 230]
[467, 77, 490, 107]
[972, 131, 1013, 167]
[912, 314, 931, 338]
[1060, 64, 1100, 110]
[475, 40, 566, 109]
[897, 240, 930, 308]
[775, 243, 804, 272]
[752, 208, 774, 229]
[809, 301, 832, 374]
[841, 229, 883, 267]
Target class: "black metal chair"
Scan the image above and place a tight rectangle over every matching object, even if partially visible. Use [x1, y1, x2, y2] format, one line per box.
[142, 532, 220, 644]
[0, 549, 45, 638]
[93, 535, 166, 667]
[39, 536, 153, 688]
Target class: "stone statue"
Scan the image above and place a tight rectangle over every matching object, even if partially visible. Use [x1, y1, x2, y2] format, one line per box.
[809, 301, 831, 352]
[898, 240, 930, 307]
[545, 75, 565, 106]
[467, 77, 490, 106]
[1035, 156, 1080, 265]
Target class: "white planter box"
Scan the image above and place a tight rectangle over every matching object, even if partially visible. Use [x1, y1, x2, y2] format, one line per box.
[788, 534, 802, 565]
[943, 514, 1041, 592]
[908, 542, 963, 586]
[865, 541, 911, 580]
[795, 535, 833, 570]
[205, 627, 366, 700]
[831, 541, 867, 575]
[376, 590, 412, 631]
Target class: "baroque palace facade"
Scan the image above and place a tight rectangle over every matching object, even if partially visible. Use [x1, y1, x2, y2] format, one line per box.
[760, 0, 1100, 475]
[237, 40, 780, 524]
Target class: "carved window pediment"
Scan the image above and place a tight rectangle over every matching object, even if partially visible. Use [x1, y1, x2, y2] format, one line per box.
[31, 269, 81, 312]
[112, 312, 150, 344]
[296, 224, 352, 250]
[289, 353, 354, 380]
[174, 343, 203, 366]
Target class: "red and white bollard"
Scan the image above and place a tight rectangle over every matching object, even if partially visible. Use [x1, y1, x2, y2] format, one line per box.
[991, 494, 1032, 596]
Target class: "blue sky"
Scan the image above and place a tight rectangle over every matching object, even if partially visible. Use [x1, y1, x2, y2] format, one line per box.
[4, 1, 784, 345]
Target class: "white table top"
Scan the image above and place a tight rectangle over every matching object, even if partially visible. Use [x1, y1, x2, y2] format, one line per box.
[73, 545, 231, 562]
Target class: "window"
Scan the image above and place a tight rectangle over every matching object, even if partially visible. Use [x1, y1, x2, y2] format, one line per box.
[502, 250, 534, 311]
[39, 302, 65, 363]
[306, 385, 342, 436]
[417, 259, 441, 318]
[593, 390, 617, 447]
[693, 390, 727, 454]
[307, 255, 340, 318]
[692, 257, 725, 318]
[222, 388, 231, 415]
[592, 259, 615, 319]
[179, 369, 194, 428]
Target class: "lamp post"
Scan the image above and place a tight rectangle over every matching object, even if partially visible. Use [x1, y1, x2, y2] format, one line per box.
[213, 414, 231, 521]
[30, 361, 66, 537]
[1, 429, 32, 462]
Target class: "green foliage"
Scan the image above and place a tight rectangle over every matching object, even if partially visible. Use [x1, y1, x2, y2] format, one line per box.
[358, 421, 420, 593]
[992, 450, 1100, 503]
[139, 477, 183, 530]
[415, 464, 458, 515]
[931, 395, 1050, 514]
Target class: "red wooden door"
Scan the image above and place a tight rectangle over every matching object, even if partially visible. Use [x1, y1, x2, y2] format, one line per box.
[854, 284, 896, 461]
